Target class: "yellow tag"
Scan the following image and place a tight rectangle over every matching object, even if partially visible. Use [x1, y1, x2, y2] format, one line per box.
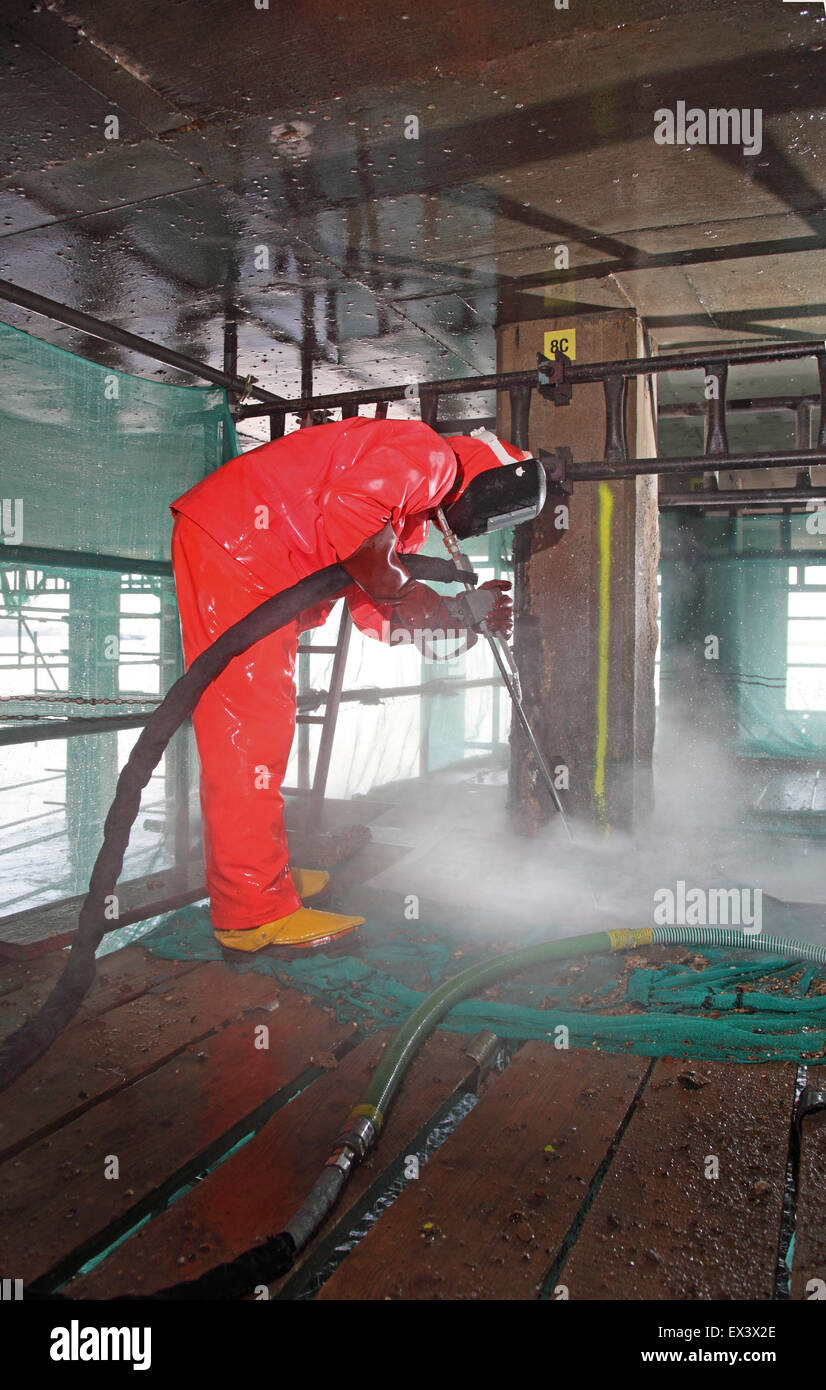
[544, 328, 576, 361]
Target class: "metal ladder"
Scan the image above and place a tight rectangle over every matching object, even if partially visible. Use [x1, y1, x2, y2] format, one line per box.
[289, 603, 353, 831]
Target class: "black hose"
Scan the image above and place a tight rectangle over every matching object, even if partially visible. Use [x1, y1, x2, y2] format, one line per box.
[0, 564, 352, 1093]
[24, 1232, 298, 1301]
[282, 1166, 346, 1251]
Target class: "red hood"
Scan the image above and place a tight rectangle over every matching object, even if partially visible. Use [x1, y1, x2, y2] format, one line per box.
[442, 433, 527, 506]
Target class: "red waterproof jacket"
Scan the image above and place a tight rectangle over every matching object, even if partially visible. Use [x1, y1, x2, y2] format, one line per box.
[171, 417, 516, 636]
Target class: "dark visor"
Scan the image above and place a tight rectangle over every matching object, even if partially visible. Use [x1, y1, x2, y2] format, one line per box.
[440, 457, 547, 540]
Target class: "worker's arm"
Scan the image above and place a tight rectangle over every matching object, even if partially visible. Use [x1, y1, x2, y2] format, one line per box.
[342, 525, 513, 645]
[346, 580, 514, 644]
[340, 522, 456, 638]
[321, 430, 450, 642]
[345, 587, 409, 644]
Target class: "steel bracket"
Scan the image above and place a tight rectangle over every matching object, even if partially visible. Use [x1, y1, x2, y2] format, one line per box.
[537, 351, 573, 406]
[537, 446, 574, 489]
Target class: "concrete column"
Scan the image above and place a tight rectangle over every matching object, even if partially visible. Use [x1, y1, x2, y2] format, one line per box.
[497, 308, 659, 835]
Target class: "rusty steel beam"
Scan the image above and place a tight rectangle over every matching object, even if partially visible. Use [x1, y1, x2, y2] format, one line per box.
[660, 395, 820, 417]
[237, 340, 825, 418]
[562, 447, 826, 482]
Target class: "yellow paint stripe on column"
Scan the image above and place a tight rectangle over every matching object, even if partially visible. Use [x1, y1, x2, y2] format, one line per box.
[594, 482, 613, 827]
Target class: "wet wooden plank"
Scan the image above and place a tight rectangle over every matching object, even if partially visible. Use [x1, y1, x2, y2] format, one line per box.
[0, 863, 206, 958]
[791, 1062, 826, 1301]
[0, 961, 281, 1163]
[0, 950, 67, 999]
[563, 1057, 795, 1300]
[0, 994, 355, 1286]
[316, 1043, 647, 1301]
[69, 1029, 479, 1299]
[0, 944, 201, 1041]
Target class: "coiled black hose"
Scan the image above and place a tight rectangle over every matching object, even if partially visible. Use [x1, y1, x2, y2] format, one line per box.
[0, 564, 347, 1092]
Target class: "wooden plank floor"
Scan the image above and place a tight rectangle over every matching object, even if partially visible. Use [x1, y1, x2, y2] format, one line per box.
[0, 960, 279, 1162]
[0, 947, 356, 1288]
[561, 1057, 796, 1301]
[0, 943, 201, 1039]
[0, 939, 822, 1301]
[70, 1030, 481, 1298]
[316, 1042, 648, 1301]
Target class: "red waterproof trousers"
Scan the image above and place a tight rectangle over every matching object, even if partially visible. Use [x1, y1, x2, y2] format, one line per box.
[171, 513, 306, 929]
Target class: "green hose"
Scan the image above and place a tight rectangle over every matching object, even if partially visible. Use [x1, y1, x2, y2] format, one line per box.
[347, 925, 826, 1137]
[356, 930, 611, 1131]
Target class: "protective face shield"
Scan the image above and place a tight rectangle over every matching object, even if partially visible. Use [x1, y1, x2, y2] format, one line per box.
[440, 428, 547, 540]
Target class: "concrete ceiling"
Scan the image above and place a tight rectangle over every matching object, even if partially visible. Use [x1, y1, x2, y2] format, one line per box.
[0, 0, 824, 452]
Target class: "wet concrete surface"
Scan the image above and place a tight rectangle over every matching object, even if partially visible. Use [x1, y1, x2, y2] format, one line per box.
[0, 0, 823, 428]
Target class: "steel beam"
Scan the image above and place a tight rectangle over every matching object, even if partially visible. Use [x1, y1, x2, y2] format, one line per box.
[704, 364, 729, 457]
[659, 395, 821, 417]
[296, 675, 500, 712]
[564, 447, 826, 482]
[0, 673, 503, 747]
[0, 279, 286, 405]
[0, 712, 154, 746]
[660, 487, 826, 509]
[0, 545, 172, 577]
[238, 340, 824, 419]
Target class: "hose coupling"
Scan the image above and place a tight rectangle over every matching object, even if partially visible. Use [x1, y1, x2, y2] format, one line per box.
[335, 1111, 377, 1162]
[325, 1145, 357, 1179]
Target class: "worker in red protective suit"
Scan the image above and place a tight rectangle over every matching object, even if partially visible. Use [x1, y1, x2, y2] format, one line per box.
[170, 417, 540, 953]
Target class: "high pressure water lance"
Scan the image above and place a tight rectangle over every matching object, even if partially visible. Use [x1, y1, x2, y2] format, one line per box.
[435, 504, 574, 842]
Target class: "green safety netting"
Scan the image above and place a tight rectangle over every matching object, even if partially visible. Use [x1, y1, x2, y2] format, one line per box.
[130, 897, 826, 1065]
[659, 511, 826, 759]
[0, 321, 238, 912]
[0, 319, 238, 561]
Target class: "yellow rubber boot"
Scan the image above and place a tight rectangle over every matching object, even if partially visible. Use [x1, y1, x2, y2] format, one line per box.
[214, 906, 364, 953]
[291, 867, 330, 900]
